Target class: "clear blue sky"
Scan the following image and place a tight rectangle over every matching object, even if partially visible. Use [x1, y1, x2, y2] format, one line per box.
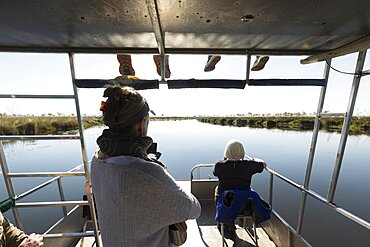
[0, 52, 369, 116]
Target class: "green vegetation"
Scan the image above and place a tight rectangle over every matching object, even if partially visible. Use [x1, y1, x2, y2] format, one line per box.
[0, 116, 103, 135]
[150, 116, 194, 121]
[1, 115, 370, 136]
[197, 116, 370, 135]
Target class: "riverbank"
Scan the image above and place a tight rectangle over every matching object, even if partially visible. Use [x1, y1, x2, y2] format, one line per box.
[195, 116, 370, 135]
[0, 116, 102, 135]
[1, 115, 370, 135]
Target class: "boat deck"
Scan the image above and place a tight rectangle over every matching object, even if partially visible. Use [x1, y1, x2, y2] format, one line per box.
[77, 181, 275, 247]
[193, 202, 275, 247]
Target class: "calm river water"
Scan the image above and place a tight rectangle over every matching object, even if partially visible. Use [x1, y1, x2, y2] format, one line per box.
[1, 120, 370, 246]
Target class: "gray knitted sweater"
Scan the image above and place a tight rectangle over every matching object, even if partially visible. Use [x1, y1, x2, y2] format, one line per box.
[91, 153, 201, 247]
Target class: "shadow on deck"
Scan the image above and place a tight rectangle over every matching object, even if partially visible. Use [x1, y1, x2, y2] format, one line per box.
[193, 200, 275, 247]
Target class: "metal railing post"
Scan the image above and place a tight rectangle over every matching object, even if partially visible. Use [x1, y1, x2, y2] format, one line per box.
[265, 167, 370, 231]
[296, 59, 331, 234]
[56, 178, 67, 216]
[0, 142, 23, 229]
[160, 54, 166, 82]
[68, 53, 101, 247]
[327, 50, 367, 203]
[145, 0, 166, 82]
[246, 54, 251, 85]
[269, 172, 273, 206]
[15, 165, 84, 201]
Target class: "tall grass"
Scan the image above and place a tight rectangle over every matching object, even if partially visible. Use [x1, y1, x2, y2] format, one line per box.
[0, 116, 103, 135]
[2, 115, 370, 136]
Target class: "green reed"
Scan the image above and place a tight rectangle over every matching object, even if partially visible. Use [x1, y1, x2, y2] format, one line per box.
[0, 116, 103, 135]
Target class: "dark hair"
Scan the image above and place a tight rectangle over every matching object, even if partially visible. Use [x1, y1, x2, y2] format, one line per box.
[101, 86, 149, 129]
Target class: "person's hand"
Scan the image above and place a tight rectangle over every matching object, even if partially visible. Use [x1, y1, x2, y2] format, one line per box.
[253, 157, 264, 163]
[253, 157, 267, 168]
[19, 233, 44, 247]
[173, 221, 187, 231]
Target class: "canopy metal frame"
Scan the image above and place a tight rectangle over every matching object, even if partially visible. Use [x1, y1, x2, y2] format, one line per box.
[0, 1, 370, 246]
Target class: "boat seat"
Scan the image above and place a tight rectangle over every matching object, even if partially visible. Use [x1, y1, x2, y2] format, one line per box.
[236, 206, 259, 247]
[216, 189, 270, 247]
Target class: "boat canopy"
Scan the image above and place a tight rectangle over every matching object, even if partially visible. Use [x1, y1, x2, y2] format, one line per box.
[1, 0, 369, 89]
[1, 0, 369, 60]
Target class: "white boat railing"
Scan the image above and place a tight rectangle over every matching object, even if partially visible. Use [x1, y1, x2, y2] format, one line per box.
[190, 163, 370, 247]
[265, 167, 370, 231]
[0, 52, 101, 246]
[0, 143, 97, 240]
[190, 49, 369, 246]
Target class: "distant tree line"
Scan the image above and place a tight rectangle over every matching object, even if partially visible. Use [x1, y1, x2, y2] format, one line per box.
[197, 116, 370, 135]
[1, 115, 370, 136]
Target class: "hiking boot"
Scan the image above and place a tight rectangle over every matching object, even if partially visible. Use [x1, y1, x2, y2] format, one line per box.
[251, 55, 269, 71]
[153, 54, 171, 78]
[204, 55, 221, 72]
[117, 54, 135, 76]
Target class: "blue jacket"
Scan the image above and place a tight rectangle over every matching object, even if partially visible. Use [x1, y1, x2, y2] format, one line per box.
[215, 189, 271, 225]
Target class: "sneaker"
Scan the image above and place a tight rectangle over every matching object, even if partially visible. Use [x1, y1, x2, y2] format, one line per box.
[117, 54, 135, 76]
[153, 55, 171, 78]
[204, 55, 221, 72]
[251, 55, 269, 71]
